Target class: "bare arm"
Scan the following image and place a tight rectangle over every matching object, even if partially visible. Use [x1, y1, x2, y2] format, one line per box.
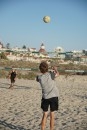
[52, 66, 59, 78]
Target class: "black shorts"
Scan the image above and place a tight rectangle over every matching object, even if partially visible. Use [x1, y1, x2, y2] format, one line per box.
[11, 78, 15, 83]
[41, 97, 59, 112]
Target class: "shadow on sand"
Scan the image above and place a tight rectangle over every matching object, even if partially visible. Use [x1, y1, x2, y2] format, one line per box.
[0, 82, 41, 90]
[0, 120, 27, 130]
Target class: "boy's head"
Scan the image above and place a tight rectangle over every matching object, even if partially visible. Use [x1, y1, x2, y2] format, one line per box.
[12, 68, 15, 71]
[39, 61, 48, 73]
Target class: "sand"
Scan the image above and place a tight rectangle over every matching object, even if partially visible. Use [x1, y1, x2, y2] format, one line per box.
[0, 75, 87, 130]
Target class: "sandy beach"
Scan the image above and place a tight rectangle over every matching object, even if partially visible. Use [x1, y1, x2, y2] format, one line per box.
[0, 75, 87, 130]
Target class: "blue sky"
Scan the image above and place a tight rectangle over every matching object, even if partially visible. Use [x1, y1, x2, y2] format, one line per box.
[0, 0, 87, 52]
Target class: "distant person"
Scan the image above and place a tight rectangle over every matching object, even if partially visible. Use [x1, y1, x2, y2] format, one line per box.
[36, 61, 59, 130]
[8, 68, 17, 89]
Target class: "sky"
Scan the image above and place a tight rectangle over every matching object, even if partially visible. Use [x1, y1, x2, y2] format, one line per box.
[0, 0, 87, 52]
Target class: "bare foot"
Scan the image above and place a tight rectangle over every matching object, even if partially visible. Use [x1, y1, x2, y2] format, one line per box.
[9, 86, 13, 89]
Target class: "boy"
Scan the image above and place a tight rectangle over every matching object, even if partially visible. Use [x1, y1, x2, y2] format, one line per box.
[36, 61, 59, 130]
[8, 68, 17, 89]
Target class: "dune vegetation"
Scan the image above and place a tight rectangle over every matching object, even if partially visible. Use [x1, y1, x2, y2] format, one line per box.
[0, 59, 87, 79]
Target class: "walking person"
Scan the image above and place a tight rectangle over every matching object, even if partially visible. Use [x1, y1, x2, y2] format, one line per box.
[8, 68, 17, 89]
[36, 61, 59, 130]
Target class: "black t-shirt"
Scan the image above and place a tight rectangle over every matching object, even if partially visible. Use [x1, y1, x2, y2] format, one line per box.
[11, 71, 16, 79]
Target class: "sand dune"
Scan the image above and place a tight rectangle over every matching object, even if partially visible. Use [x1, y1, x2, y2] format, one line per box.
[0, 75, 87, 130]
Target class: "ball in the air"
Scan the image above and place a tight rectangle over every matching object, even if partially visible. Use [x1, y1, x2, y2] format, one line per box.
[43, 16, 51, 23]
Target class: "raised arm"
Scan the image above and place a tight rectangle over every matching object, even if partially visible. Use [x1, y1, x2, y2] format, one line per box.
[52, 66, 59, 78]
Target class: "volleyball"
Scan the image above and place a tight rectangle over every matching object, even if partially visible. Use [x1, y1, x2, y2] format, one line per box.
[43, 16, 51, 23]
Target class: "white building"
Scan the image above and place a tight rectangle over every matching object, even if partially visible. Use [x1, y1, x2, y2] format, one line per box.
[72, 50, 83, 57]
[54, 46, 64, 53]
[54, 46, 65, 59]
[12, 47, 28, 52]
[0, 42, 3, 49]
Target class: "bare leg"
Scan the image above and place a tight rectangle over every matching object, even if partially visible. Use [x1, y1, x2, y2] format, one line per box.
[9, 82, 14, 89]
[11, 83, 14, 89]
[50, 112, 54, 130]
[41, 111, 48, 130]
[9, 83, 12, 89]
